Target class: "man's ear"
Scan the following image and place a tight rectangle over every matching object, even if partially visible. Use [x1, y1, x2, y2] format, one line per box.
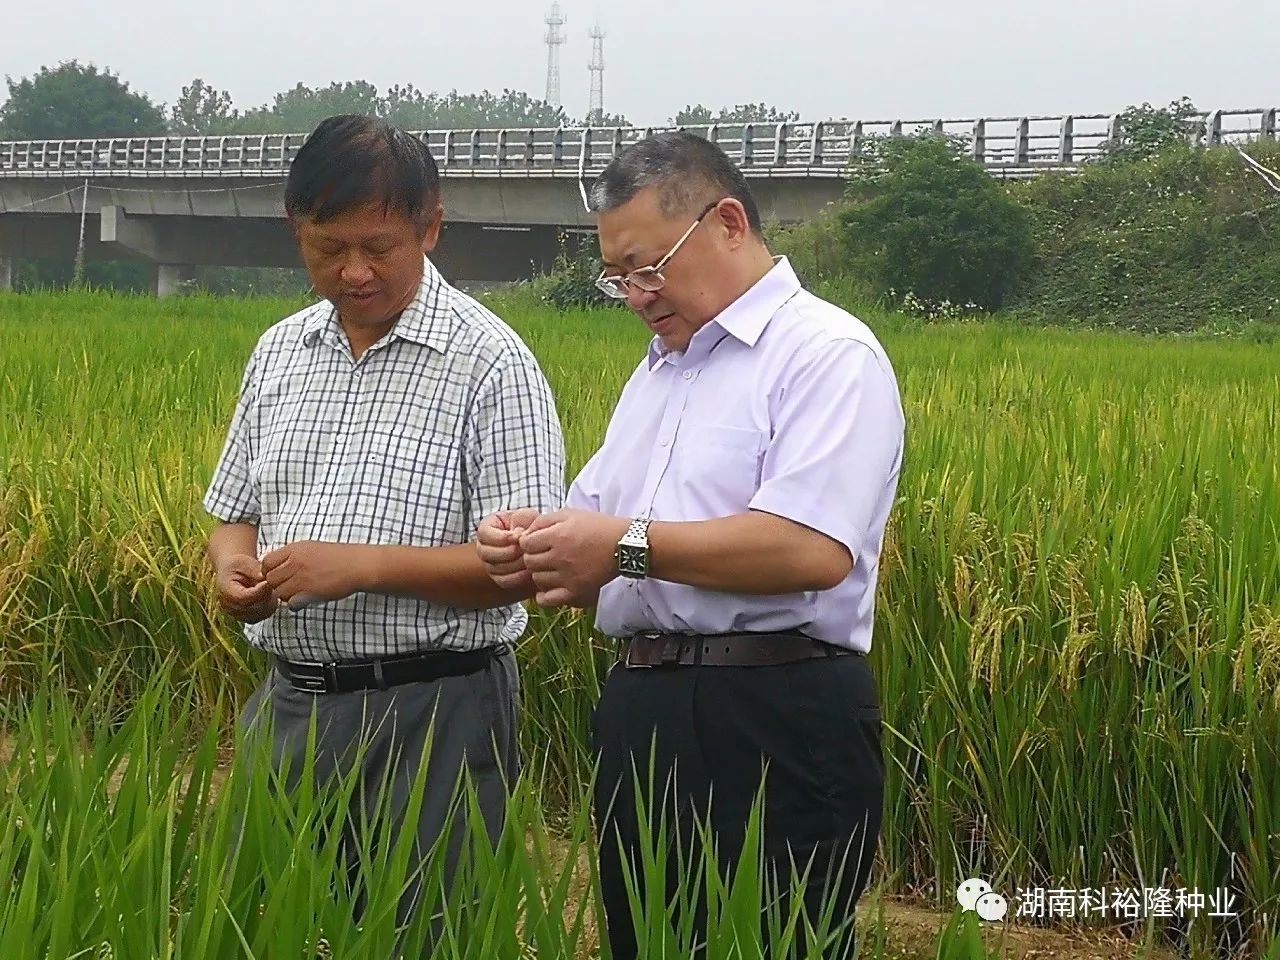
[420, 202, 445, 254]
[717, 199, 752, 249]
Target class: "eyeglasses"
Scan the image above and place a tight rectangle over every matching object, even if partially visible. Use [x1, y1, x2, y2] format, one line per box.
[594, 199, 722, 300]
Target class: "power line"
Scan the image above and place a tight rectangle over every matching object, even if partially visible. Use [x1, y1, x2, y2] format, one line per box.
[0, 185, 82, 213]
[0, 179, 287, 214]
[76, 179, 287, 195]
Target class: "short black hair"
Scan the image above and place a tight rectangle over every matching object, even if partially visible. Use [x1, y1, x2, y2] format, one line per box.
[588, 130, 762, 235]
[284, 114, 441, 230]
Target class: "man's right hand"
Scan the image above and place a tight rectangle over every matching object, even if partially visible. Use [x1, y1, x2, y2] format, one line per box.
[215, 554, 278, 624]
[476, 508, 540, 590]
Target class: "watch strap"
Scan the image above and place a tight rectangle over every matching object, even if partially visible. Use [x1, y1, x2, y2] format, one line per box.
[621, 517, 652, 545]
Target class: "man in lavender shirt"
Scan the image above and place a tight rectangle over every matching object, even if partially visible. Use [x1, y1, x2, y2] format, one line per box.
[477, 131, 904, 959]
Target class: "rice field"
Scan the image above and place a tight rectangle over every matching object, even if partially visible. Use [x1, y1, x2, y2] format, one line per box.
[0, 288, 1278, 959]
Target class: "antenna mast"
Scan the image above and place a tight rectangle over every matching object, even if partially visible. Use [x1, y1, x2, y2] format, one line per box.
[544, 4, 567, 107]
[588, 23, 606, 123]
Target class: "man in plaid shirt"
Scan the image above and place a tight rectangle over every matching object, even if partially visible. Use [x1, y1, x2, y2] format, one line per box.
[202, 115, 564, 925]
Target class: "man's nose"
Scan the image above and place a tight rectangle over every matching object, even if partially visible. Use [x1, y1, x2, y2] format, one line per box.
[625, 284, 659, 312]
[340, 253, 374, 285]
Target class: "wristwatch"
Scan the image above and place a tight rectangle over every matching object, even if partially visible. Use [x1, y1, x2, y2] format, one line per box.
[614, 517, 652, 580]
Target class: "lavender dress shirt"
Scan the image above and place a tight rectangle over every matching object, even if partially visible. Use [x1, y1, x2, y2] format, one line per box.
[565, 257, 904, 653]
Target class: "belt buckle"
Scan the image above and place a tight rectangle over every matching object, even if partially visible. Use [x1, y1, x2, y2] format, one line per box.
[625, 630, 666, 669]
[658, 634, 684, 667]
[290, 660, 339, 693]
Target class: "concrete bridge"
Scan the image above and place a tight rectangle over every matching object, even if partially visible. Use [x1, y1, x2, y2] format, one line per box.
[1, 108, 1275, 293]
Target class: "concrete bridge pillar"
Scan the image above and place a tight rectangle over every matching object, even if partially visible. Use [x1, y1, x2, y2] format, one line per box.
[102, 205, 196, 296]
[155, 263, 196, 297]
[0, 257, 11, 292]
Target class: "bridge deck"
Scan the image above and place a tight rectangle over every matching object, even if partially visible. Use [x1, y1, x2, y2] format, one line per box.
[1, 109, 1273, 181]
[2, 108, 1275, 291]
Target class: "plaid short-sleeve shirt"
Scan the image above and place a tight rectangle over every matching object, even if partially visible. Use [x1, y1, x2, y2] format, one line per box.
[203, 258, 565, 661]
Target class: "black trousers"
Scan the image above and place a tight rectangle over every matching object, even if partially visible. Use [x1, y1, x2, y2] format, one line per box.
[591, 653, 884, 960]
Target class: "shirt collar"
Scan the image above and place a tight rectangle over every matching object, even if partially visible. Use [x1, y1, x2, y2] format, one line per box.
[714, 256, 801, 346]
[299, 300, 340, 347]
[644, 256, 801, 370]
[646, 339, 679, 370]
[300, 257, 453, 354]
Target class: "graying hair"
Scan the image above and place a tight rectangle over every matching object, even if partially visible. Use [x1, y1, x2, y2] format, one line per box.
[587, 131, 763, 233]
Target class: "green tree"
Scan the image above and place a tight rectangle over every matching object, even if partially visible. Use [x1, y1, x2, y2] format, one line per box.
[1099, 96, 1206, 163]
[230, 80, 383, 134]
[581, 110, 631, 127]
[384, 85, 567, 129]
[839, 135, 1033, 312]
[169, 78, 238, 135]
[221, 82, 566, 133]
[0, 61, 167, 139]
[675, 104, 715, 126]
[672, 102, 800, 126]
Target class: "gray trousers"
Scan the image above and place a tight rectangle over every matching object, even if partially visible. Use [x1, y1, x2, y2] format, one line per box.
[239, 647, 520, 928]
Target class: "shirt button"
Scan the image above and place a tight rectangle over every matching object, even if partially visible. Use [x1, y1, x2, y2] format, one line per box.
[683, 370, 694, 380]
[660, 437, 670, 447]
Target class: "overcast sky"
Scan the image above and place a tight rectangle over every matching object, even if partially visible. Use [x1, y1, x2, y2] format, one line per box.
[2, 0, 1276, 127]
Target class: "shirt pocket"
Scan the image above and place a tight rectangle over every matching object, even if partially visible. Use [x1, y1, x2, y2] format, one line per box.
[250, 411, 331, 522]
[672, 422, 766, 517]
[360, 428, 462, 543]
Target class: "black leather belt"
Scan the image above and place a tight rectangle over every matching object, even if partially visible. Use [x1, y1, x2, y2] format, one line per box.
[619, 630, 861, 668]
[274, 645, 507, 694]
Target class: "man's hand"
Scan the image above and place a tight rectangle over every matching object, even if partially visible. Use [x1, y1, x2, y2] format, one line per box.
[476, 508, 540, 590]
[215, 554, 278, 624]
[261, 541, 370, 610]
[519, 509, 629, 608]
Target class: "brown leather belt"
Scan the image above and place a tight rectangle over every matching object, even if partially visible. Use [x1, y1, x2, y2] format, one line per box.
[619, 630, 860, 668]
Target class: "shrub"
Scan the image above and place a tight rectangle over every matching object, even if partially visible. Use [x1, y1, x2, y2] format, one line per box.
[764, 202, 856, 293]
[531, 232, 616, 311]
[1010, 141, 1280, 332]
[838, 135, 1034, 312]
[1096, 96, 1206, 164]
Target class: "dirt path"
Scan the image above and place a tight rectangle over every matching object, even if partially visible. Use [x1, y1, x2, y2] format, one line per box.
[537, 836, 1177, 960]
[864, 895, 1176, 960]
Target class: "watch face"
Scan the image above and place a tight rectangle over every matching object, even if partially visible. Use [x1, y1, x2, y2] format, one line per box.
[619, 545, 647, 573]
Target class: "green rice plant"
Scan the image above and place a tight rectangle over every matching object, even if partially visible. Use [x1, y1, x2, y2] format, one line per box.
[1, 289, 1278, 957]
[0, 658, 993, 959]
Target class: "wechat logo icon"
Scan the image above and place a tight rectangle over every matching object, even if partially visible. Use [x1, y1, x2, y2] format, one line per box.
[957, 877, 1008, 922]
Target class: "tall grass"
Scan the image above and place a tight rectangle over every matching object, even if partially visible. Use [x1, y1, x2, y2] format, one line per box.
[0, 660, 1002, 959]
[1, 289, 1278, 956]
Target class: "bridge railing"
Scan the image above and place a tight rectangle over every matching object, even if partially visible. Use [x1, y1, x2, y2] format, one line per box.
[1, 109, 1275, 179]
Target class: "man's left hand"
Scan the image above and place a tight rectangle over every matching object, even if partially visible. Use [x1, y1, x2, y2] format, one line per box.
[519, 509, 629, 608]
[261, 541, 371, 609]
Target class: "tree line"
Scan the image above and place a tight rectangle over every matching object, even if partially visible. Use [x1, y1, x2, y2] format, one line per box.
[0, 61, 802, 140]
[0, 61, 801, 293]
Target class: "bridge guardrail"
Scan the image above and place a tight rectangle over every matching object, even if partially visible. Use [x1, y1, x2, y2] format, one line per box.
[0, 109, 1275, 180]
